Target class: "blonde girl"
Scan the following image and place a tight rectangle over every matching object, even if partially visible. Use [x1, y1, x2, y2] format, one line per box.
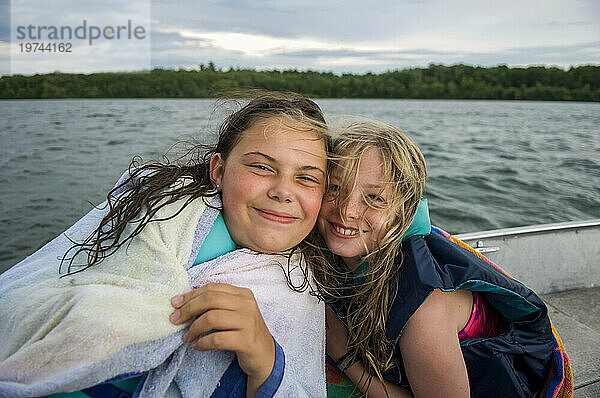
[315, 118, 571, 398]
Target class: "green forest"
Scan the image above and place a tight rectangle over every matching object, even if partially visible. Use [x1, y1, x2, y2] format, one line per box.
[1, 63, 599, 101]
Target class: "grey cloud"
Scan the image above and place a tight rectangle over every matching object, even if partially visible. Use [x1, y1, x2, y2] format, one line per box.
[150, 0, 403, 42]
[503, 41, 600, 57]
[0, 0, 9, 42]
[151, 30, 214, 49]
[150, 40, 599, 74]
[279, 49, 383, 58]
[3, 0, 598, 75]
[277, 47, 450, 58]
[535, 20, 594, 27]
[566, 21, 595, 26]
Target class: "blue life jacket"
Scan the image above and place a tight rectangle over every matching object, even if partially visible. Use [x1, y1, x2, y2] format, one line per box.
[332, 227, 554, 397]
[383, 228, 553, 397]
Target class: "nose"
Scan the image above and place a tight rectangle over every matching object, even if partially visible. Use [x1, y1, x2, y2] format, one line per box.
[267, 177, 294, 203]
[342, 191, 362, 220]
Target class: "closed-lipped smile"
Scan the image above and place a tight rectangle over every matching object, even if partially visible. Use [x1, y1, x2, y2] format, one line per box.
[255, 208, 298, 224]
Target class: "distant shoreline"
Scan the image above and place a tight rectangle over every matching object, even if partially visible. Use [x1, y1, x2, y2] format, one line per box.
[1, 64, 599, 101]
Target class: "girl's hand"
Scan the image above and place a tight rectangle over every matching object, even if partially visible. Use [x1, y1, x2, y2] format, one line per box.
[325, 305, 349, 362]
[170, 283, 275, 397]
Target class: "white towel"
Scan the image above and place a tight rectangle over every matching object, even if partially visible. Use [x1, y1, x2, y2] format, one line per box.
[0, 173, 325, 397]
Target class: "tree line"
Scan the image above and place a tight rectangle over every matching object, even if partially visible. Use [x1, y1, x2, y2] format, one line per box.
[1, 63, 599, 101]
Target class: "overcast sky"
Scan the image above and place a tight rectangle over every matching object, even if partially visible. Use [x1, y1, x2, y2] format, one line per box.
[1, 0, 599, 75]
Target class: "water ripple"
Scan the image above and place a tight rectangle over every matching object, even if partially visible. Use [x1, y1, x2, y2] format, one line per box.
[1, 98, 599, 273]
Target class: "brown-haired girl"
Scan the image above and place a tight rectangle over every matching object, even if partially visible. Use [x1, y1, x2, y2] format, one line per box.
[0, 92, 330, 397]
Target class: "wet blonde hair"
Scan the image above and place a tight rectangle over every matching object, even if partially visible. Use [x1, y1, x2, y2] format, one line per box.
[312, 117, 427, 389]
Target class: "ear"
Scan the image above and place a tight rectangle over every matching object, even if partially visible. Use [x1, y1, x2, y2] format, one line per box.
[209, 153, 224, 189]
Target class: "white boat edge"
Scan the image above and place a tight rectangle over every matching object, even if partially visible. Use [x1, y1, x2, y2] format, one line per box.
[456, 219, 600, 295]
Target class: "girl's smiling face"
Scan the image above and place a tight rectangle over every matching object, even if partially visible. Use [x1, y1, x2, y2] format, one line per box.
[318, 147, 391, 271]
[210, 116, 327, 254]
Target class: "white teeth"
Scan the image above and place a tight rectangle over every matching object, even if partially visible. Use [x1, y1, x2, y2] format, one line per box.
[334, 225, 358, 236]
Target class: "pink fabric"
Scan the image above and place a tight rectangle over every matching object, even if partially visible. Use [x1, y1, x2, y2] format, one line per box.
[458, 292, 501, 341]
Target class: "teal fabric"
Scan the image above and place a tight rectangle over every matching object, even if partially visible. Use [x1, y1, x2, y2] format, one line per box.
[193, 213, 237, 266]
[113, 377, 143, 394]
[401, 198, 431, 241]
[440, 280, 542, 320]
[47, 213, 237, 397]
[45, 392, 89, 398]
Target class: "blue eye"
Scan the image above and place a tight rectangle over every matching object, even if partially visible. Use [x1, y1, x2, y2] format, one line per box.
[367, 194, 385, 203]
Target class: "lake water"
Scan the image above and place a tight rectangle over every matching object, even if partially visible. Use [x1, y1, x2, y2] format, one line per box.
[1, 99, 599, 273]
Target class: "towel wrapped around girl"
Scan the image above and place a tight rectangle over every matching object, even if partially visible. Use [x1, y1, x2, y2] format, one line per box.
[0, 91, 331, 397]
[0, 185, 325, 397]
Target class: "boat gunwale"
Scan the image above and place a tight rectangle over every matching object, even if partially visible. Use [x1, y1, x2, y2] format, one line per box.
[456, 219, 600, 241]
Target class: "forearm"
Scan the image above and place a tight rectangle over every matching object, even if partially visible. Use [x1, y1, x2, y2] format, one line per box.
[344, 361, 413, 398]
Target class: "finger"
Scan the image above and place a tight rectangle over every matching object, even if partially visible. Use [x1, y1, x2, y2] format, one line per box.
[170, 290, 241, 325]
[183, 309, 245, 343]
[171, 283, 250, 308]
[193, 330, 242, 352]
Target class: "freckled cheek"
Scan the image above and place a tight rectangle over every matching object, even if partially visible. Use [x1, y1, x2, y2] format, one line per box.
[369, 216, 390, 242]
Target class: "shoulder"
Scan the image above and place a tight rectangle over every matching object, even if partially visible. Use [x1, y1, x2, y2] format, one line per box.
[402, 289, 472, 339]
[404, 290, 451, 333]
[151, 191, 212, 226]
